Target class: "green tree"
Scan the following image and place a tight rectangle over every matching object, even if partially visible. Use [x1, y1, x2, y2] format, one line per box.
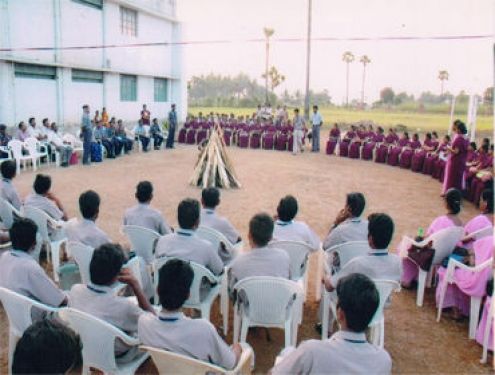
[380, 87, 395, 104]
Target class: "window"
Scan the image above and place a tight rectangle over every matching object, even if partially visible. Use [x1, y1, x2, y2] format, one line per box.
[14, 63, 56, 79]
[154, 78, 168, 102]
[120, 7, 138, 36]
[120, 75, 137, 101]
[72, 0, 103, 9]
[72, 69, 103, 83]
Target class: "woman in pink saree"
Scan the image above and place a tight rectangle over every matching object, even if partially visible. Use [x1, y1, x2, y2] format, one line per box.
[442, 120, 469, 194]
[435, 235, 493, 319]
[476, 278, 493, 350]
[388, 131, 409, 167]
[399, 133, 421, 169]
[400, 188, 463, 288]
[325, 123, 341, 155]
[411, 133, 437, 172]
[463, 189, 493, 248]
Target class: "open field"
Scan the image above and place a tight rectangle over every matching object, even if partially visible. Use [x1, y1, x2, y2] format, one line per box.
[189, 106, 494, 135]
[0, 142, 492, 374]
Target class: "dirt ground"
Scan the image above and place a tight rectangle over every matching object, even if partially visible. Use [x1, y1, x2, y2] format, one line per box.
[0, 142, 492, 374]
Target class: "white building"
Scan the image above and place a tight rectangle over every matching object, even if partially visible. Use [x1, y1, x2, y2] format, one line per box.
[0, 0, 186, 130]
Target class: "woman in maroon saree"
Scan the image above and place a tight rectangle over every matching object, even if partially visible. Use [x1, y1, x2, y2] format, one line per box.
[442, 120, 469, 194]
[399, 133, 421, 169]
[325, 123, 341, 155]
[411, 133, 436, 172]
[388, 131, 409, 166]
[339, 125, 356, 157]
[422, 131, 439, 174]
[362, 126, 384, 160]
[468, 145, 494, 205]
[375, 128, 396, 163]
[349, 124, 366, 159]
[431, 135, 451, 179]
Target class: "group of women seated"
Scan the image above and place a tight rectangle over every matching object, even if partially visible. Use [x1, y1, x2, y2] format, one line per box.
[326, 122, 494, 206]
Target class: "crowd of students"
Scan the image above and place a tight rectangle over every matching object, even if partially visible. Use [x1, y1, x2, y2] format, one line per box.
[0, 160, 491, 373]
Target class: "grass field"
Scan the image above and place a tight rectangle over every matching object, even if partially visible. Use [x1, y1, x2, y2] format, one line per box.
[189, 106, 493, 134]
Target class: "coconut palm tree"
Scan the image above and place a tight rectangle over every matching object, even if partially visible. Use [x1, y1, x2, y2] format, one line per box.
[342, 51, 355, 106]
[263, 27, 275, 103]
[359, 55, 371, 107]
[438, 70, 449, 95]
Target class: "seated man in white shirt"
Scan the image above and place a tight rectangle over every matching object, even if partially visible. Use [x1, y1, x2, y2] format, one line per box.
[138, 258, 242, 369]
[0, 160, 22, 211]
[155, 198, 223, 275]
[47, 122, 73, 167]
[69, 243, 154, 361]
[272, 195, 320, 251]
[272, 273, 392, 375]
[200, 187, 241, 245]
[322, 192, 368, 250]
[229, 213, 291, 292]
[65, 190, 111, 249]
[123, 181, 171, 235]
[0, 218, 67, 308]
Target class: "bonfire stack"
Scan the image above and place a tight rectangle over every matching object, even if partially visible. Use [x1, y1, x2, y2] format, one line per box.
[189, 124, 241, 189]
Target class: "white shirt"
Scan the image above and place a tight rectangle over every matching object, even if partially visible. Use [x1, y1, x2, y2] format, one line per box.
[229, 245, 291, 291]
[311, 112, 323, 126]
[138, 311, 237, 370]
[47, 129, 65, 148]
[24, 193, 64, 221]
[69, 283, 143, 355]
[200, 208, 240, 244]
[272, 330, 392, 375]
[155, 229, 224, 275]
[323, 217, 369, 251]
[272, 220, 320, 251]
[0, 178, 21, 210]
[0, 250, 65, 307]
[65, 218, 111, 249]
[123, 203, 171, 235]
[29, 125, 45, 139]
[331, 249, 402, 286]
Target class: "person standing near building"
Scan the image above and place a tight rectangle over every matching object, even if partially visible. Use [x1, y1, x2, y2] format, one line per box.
[141, 104, 151, 126]
[166, 104, 177, 149]
[81, 105, 92, 165]
[292, 108, 305, 155]
[311, 105, 323, 152]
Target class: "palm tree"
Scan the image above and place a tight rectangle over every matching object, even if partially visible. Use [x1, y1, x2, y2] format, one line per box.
[263, 27, 275, 104]
[342, 51, 355, 106]
[359, 55, 371, 107]
[438, 70, 449, 95]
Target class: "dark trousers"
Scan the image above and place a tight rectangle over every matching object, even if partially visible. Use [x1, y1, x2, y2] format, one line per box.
[138, 136, 150, 151]
[152, 134, 164, 149]
[82, 138, 91, 164]
[113, 137, 123, 155]
[101, 139, 115, 158]
[166, 126, 176, 148]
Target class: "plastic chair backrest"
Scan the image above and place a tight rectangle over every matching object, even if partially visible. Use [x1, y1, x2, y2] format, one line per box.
[327, 241, 370, 268]
[0, 198, 15, 229]
[69, 242, 94, 284]
[234, 276, 302, 325]
[470, 226, 493, 241]
[59, 308, 136, 373]
[369, 280, 400, 326]
[24, 137, 40, 155]
[197, 226, 234, 253]
[123, 225, 160, 264]
[0, 287, 59, 337]
[22, 205, 50, 242]
[7, 140, 24, 159]
[124, 256, 143, 289]
[141, 345, 228, 374]
[430, 226, 465, 264]
[270, 240, 311, 280]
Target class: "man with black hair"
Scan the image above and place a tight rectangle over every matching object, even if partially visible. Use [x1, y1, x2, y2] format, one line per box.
[12, 319, 82, 375]
[123, 181, 171, 235]
[139, 259, 242, 369]
[24, 174, 68, 221]
[0, 218, 67, 307]
[200, 187, 241, 244]
[272, 273, 392, 374]
[0, 160, 22, 210]
[69, 243, 154, 359]
[65, 190, 111, 248]
[155, 198, 223, 275]
[28, 117, 47, 141]
[229, 213, 290, 291]
[323, 213, 401, 292]
[323, 192, 368, 250]
[273, 195, 320, 250]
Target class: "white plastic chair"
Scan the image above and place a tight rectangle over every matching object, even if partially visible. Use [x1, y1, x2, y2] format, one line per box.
[368, 280, 401, 347]
[141, 343, 253, 375]
[124, 256, 144, 290]
[232, 276, 304, 348]
[62, 133, 84, 153]
[68, 241, 94, 284]
[0, 287, 60, 372]
[59, 308, 149, 375]
[197, 225, 242, 258]
[7, 140, 32, 174]
[22, 205, 67, 282]
[480, 293, 494, 365]
[122, 225, 160, 265]
[465, 226, 493, 242]
[398, 226, 465, 307]
[0, 197, 21, 230]
[152, 257, 222, 321]
[24, 137, 48, 169]
[436, 257, 493, 339]
[325, 241, 371, 271]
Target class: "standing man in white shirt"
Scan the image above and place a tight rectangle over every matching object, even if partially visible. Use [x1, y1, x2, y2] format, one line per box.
[272, 195, 320, 251]
[292, 108, 306, 155]
[272, 273, 392, 375]
[311, 105, 323, 152]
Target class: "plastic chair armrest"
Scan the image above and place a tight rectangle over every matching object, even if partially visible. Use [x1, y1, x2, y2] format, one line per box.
[233, 343, 254, 374]
[115, 330, 140, 347]
[0, 241, 12, 249]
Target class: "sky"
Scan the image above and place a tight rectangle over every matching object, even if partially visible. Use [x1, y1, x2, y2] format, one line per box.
[177, 0, 494, 104]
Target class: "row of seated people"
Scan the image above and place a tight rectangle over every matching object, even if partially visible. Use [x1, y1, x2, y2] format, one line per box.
[326, 122, 494, 206]
[178, 116, 308, 152]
